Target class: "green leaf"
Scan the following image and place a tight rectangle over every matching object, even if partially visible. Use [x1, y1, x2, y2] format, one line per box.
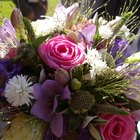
[1, 113, 47, 140]
[68, 114, 82, 131]
[112, 12, 133, 36]
[83, 116, 97, 128]
[70, 65, 83, 81]
[32, 34, 52, 48]
[88, 123, 102, 140]
[93, 31, 102, 47]
[23, 17, 36, 42]
[124, 99, 140, 111]
[99, 49, 115, 68]
[94, 104, 129, 115]
[92, 118, 108, 125]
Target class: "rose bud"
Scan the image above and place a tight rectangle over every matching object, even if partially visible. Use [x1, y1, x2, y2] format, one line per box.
[10, 8, 23, 29]
[55, 68, 70, 86]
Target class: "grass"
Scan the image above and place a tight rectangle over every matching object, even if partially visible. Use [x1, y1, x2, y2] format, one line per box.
[0, 0, 59, 21]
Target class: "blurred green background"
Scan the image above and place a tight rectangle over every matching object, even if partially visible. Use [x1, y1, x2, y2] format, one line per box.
[0, 0, 59, 19]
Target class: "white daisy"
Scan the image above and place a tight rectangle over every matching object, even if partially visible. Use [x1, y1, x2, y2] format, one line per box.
[85, 48, 108, 79]
[4, 75, 34, 107]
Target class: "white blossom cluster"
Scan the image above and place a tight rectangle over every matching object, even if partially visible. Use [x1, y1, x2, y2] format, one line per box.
[85, 48, 108, 78]
[93, 15, 130, 39]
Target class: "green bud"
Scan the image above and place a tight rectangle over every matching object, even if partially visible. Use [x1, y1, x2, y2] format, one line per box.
[10, 8, 23, 29]
[71, 78, 82, 91]
[125, 52, 140, 64]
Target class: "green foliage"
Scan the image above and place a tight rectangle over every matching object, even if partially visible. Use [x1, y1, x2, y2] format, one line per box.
[93, 104, 129, 115]
[112, 12, 133, 36]
[32, 34, 53, 48]
[92, 69, 129, 95]
[68, 114, 82, 131]
[100, 49, 115, 68]
[124, 99, 140, 111]
[70, 64, 90, 81]
[23, 17, 36, 42]
[92, 118, 108, 125]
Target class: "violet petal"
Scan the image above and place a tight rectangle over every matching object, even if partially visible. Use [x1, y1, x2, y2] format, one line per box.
[33, 83, 42, 99]
[50, 114, 63, 137]
[61, 85, 71, 100]
[41, 80, 63, 98]
[31, 99, 53, 122]
[52, 96, 58, 113]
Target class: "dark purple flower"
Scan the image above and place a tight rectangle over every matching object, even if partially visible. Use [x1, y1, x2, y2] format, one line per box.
[31, 80, 71, 137]
[78, 128, 91, 140]
[0, 59, 22, 95]
[108, 38, 131, 65]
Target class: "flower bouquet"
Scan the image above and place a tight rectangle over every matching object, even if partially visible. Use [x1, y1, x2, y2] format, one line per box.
[0, 1, 140, 140]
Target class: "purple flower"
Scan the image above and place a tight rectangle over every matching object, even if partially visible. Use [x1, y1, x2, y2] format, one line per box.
[124, 63, 140, 105]
[78, 24, 96, 46]
[0, 59, 22, 95]
[131, 110, 140, 121]
[108, 38, 131, 65]
[0, 19, 19, 58]
[31, 80, 71, 137]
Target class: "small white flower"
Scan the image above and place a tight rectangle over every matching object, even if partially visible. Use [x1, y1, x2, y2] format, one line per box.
[99, 25, 113, 39]
[108, 16, 121, 27]
[85, 48, 108, 78]
[120, 25, 130, 37]
[98, 17, 107, 25]
[31, 3, 79, 37]
[4, 75, 34, 107]
[31, 17, 64, 36]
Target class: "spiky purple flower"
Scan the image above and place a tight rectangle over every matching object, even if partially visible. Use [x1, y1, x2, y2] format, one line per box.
[108, 38, 131, 65]
[0, 19, 19, 58]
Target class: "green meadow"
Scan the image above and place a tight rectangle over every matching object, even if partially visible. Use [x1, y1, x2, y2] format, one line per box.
[0, 0, 59, 20]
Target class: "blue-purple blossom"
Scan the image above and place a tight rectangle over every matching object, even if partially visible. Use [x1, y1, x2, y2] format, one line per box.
[31, 80, 71, 137]
[0, 19, 19, 58]
[0, 59, 22, 95]
[108, 38, 131, 65]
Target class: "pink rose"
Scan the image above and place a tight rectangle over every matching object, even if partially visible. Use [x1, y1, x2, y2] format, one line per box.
[99, 114, 135, 140]
[38, 34, 85, 70]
